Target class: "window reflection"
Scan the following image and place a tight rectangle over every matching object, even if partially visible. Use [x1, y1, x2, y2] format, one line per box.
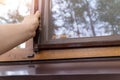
[50, 0, 120, 39]
[0, 70, 29, 76]
[0, 0, 32, 48]
[0, 65, 36, 76]
[5, 70, 29, 75]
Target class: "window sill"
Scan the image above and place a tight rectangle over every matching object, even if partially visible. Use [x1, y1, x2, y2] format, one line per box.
[0, 60, 120, 76]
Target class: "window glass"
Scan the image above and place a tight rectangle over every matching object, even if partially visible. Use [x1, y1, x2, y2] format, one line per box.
[0, 0, 32, 48]
[50, 0, 120, 39]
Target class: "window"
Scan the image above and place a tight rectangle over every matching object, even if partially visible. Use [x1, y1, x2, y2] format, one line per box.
[32, 0, 120, 60]
[34, 0, 120, 52]
[0, 0, 120, 61]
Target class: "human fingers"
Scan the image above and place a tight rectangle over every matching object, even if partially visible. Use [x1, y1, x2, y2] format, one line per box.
[34, 11, 40, 18]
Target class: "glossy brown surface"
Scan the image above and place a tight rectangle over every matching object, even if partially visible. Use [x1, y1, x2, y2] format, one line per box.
[1, 75, 120, 80]
[0, 75, 120, 80]
[0, 61, 120, 77]
[1, 58, 120, 80]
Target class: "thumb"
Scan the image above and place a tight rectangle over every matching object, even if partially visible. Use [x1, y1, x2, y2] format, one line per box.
[35, 11, 40, 18]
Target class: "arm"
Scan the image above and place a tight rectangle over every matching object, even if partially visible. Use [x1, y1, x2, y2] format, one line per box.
[0, 11, 40, 55]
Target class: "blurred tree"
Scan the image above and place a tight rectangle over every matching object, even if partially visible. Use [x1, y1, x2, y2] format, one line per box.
[51, 0, 98, 38]
[51, 0, 120, 39]
[97, 0, 120, 35]
[0, 0, 31, 24]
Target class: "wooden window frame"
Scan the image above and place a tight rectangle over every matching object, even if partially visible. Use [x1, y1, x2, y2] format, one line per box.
[34, 0, 120, 52]
[1, 0, 120, 61]
[31, 0, 120, 61]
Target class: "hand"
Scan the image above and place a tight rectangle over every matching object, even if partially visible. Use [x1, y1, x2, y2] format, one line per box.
[22, 11, 40, 37]
[0, 11, 40, 54]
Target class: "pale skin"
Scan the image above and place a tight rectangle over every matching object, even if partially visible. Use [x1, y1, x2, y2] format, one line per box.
[0, 11, 40, 55]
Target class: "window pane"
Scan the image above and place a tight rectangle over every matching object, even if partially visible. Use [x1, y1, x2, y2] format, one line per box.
[0, 0, 32, 48]
[50, 0, 120, 39]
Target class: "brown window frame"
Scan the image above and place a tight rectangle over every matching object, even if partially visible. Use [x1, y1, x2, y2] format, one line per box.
[2, 0, 120, 61]
[33, 0, 120, 52]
